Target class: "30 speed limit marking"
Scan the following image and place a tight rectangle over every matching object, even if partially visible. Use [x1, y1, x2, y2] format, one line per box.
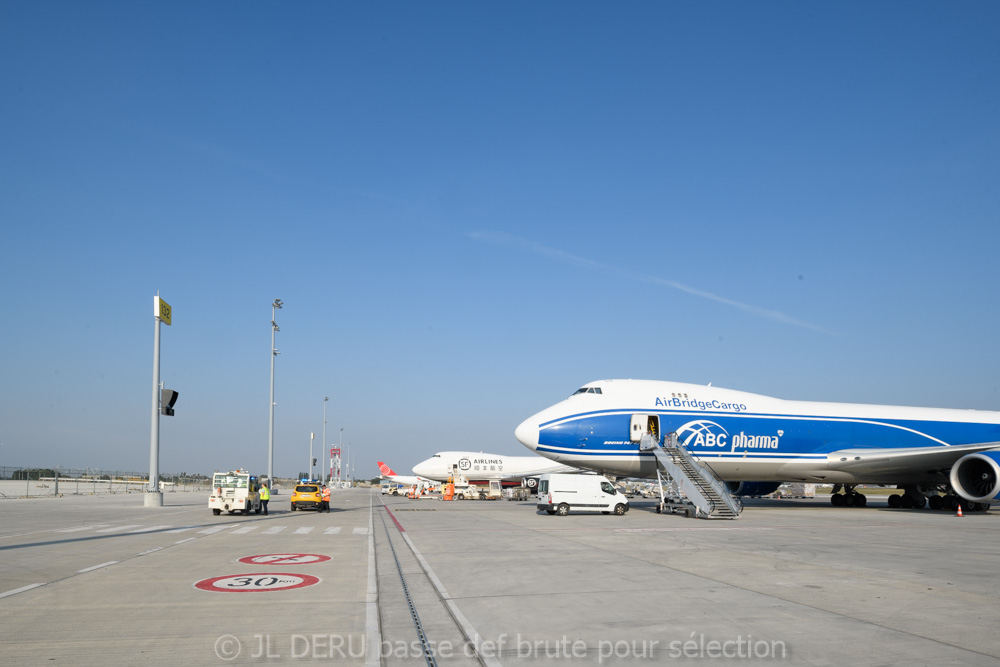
[194, 573, 320, 592]
[238, 553, 331, 565]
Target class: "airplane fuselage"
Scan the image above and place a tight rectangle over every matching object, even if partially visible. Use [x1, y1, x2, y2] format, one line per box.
[412, 450, 577, 483]
[515, 380, 1000, 488]
[381, 474, 428, 486]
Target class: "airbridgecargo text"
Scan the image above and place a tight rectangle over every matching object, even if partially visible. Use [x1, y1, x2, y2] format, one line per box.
[655, 397, 748, 413]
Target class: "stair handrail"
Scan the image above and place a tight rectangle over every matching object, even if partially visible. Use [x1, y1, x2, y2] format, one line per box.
[665, 433, 741, 516]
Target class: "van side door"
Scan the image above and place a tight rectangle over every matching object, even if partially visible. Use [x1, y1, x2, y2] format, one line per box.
[599, 481, 618, 509]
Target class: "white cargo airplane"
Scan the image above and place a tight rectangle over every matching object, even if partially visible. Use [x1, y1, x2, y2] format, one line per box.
[377, 462, 433, 487]
[514, 379, 1000, 510]
[411, 451, 579, 488]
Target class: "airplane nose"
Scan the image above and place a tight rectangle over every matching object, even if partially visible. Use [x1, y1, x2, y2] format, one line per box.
[515, 416, 539, 450]
[411, 462, 427, 476]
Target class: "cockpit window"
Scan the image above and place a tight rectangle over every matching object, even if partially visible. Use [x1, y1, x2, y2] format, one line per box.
[572, 387, 603, 396]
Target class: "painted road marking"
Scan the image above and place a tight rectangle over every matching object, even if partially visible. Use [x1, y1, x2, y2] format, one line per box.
[238, 554, 331, 565]
[365, 494, 380, 667]
[174, 538, 196, 544]
[42, 522, 366, 537]
[129, 525, 172, 533]
[95, 525, 141, 533]
[615, 527, 776, 533]
[400, 532, 501, 667]
[78, 561, 119, 573]
[56, 524, 110, 533]
[0, 583, 45, 599]
[194, 573, 320, 593]
[138, 547, 164, 556]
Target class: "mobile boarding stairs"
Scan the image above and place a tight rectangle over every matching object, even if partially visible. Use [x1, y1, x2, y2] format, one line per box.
[640, 432, 742, 519]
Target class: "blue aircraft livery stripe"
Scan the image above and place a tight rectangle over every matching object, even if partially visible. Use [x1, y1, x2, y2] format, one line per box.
[538, 410, 1000, 456]
[535, 445, 823, 461]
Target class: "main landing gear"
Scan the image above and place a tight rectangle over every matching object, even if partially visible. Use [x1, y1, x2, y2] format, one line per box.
[883, 485, 991, 512]
[827, 483, 992, 511]
[829, 484, 867, 507]
[886, 486, 927, 509]
[888, 492, 989, 512]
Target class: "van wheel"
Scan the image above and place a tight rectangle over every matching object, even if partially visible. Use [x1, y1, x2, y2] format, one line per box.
[556, 503, 570, 516]
[291, 504, 297, 511]
[212, 509, 221, 516]
[614, 503, 627, 516]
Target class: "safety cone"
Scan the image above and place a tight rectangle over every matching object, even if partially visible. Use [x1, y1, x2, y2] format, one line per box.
[957, 503, 964, 517]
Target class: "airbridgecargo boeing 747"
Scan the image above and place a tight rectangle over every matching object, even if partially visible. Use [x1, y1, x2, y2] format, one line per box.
[514, 379, 1000, 510]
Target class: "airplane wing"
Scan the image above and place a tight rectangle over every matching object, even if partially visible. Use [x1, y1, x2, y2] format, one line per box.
[825, 441, 1000, 475]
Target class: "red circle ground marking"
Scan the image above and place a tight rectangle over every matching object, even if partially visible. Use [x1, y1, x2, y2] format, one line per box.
[194, 573, 320, 592]
[238, 553, 331, 565]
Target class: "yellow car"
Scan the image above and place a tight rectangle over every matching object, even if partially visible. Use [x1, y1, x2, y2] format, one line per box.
[291, 483, 322, 511]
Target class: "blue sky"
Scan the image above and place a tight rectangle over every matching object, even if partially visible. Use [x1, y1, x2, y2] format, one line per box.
[2, 2, 999, 479]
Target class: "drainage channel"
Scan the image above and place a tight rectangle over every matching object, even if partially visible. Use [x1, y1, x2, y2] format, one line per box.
[376, 501, 494, 667]
[378, 510, 439, 667]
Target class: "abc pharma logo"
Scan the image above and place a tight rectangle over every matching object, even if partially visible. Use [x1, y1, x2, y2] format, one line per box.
[675, 420, 730, 448]
[676, 420, 782, 450]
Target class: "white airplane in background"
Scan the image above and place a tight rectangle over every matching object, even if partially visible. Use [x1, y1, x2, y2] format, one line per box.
[514, 379, 1000, 511]
[377, 462, 433, 487]
[411, 451, 579, 488]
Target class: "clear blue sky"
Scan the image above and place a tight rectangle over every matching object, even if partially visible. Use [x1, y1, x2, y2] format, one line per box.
[2, 2, 999, 479]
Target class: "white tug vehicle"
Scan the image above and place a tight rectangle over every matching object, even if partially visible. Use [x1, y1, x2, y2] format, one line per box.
[209, 469, 262, 516]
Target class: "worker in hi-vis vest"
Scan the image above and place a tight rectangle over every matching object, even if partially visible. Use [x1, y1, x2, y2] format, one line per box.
[259, 483, 270, 515]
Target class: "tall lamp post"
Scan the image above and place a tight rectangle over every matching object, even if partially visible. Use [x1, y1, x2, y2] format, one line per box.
[309, 432, 315, 480]
[268, 298, 283, 487]
[322, 397, 329, 483]
[147, 294, 172, 508]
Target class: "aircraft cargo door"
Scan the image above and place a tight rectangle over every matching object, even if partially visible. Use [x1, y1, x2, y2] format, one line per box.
[630, 414, 660, 443]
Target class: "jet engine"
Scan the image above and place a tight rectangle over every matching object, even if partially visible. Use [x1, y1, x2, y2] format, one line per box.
[950, 451, 1000, 503]
[726, 481, 783, 497]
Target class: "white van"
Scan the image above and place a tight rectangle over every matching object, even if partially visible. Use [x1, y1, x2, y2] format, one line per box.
[537, 473, 629, 516]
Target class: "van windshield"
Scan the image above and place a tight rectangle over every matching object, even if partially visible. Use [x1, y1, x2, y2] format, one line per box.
[601, 482, 616, 494]
[538, 480, 548, 494]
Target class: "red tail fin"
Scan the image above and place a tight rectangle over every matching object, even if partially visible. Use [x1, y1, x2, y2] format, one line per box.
[377, 461, 396, 476]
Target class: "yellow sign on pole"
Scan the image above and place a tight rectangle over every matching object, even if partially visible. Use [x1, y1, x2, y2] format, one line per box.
[155, 296, 172, 325]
